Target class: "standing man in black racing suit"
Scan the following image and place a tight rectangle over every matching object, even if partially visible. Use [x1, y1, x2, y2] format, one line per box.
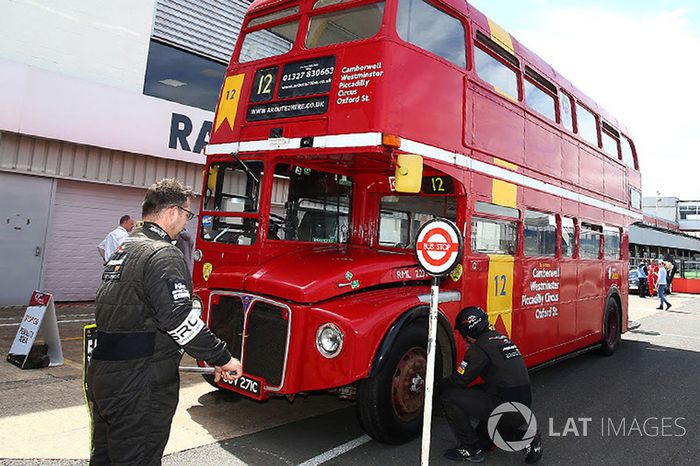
[88, 179, 242, 465]
[440, 307, 542, 463]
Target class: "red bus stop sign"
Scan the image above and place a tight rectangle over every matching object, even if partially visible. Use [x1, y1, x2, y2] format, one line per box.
[415, 219, 463, 277]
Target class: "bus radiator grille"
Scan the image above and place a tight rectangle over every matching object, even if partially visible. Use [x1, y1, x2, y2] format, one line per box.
[209, 295, 244, 359]
[244, 301, 288, 387]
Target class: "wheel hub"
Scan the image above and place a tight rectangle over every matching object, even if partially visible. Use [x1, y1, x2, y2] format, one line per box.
[391, 347, 427, 422]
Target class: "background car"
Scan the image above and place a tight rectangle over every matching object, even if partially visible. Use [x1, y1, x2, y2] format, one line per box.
[629, 268, 639, 294]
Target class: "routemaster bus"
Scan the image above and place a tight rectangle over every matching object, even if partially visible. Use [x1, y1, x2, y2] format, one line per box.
[193, 0, 643, 444]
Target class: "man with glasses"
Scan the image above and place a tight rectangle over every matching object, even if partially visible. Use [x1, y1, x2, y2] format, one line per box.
[88, 178, 241, 465]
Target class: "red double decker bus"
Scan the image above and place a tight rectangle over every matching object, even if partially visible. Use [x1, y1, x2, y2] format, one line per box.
[195, 0, 643, 443]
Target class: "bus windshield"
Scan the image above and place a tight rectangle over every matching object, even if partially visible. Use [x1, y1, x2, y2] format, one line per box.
[200, 160, 263, 245]
[239, 12, 299, 64]
[269, 163, 353, 243]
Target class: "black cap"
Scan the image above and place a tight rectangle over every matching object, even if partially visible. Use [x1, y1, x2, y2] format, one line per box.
[455, 306, 490, 339]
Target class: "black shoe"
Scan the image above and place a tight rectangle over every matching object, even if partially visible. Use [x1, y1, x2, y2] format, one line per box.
[524, 433, 543, 464]
[656, 306, 663, 310]
[666, 303, 672, 310]
[444, 446, 485, 462]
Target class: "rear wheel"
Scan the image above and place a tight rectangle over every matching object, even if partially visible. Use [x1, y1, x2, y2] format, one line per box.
[356, 322, 441, 444]
[598, 299, 621, 356]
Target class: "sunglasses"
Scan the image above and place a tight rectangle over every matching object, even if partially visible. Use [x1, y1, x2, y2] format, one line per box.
[172, 204, 196, 221]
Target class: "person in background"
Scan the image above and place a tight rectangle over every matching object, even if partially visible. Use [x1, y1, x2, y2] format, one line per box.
[97, 215, 134, 263]
[656, 261, 672, 310]
[88, 179, 241, 465]
[664, 254, 677, 294]
[647, 260, 658, 297]
[637, 260, 648, 298]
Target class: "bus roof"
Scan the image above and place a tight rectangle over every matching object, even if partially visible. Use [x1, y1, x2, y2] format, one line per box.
[244, 0, 631, 137]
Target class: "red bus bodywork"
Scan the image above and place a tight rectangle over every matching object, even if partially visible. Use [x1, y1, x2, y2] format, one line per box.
[195, 0, 642, 443]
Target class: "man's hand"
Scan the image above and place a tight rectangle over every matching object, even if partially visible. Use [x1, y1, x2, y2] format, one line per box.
[214, 357, 243, 383]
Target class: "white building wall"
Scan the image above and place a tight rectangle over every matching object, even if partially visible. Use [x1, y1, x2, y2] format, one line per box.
[0, 0, 155, 92]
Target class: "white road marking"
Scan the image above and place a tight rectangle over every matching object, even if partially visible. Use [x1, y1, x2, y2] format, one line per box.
[297, 435, 371, 466]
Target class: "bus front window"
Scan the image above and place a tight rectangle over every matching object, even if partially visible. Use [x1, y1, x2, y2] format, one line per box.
[239, 8, 300, 64]
[200, 161, 263, 245]
[305, 1, 385, 48]
[269, 164, 352, 243]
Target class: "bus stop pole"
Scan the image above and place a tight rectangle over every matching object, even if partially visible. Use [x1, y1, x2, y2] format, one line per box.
[420, 276, 441, 466]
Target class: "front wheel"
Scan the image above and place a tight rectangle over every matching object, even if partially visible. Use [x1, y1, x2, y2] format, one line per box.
[356, 322, 441, 444]
[598, 299, 621, 356]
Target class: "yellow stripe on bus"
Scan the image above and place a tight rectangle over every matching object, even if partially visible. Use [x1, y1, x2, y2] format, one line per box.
[487, 254, 514, 338]
[492, 179, 517, 208]
[494, 157, 518, 171]
[488, 18, 515, 55]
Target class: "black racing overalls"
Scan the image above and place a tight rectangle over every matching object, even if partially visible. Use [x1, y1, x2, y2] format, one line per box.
[87, 222, 231, 465]
[440, 329, 532, 448]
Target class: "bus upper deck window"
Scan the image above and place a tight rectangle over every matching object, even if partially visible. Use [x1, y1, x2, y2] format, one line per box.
[305, 1, 385, 48]
[396, 0, 466, 68]
[576, 103, 599, 147]
[559, 90, 575, 132]
[621, 135, 636, 169]
[239, 9, 300, 63]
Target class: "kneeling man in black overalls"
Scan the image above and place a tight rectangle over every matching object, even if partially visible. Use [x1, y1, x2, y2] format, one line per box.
[440, 307, 542, 463]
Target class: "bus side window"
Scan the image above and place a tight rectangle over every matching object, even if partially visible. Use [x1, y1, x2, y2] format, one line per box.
[576, 103, 599, 147]
[471, 217, 517, 255]
[579, 222, 602, 259]
[474, 31, 520, 101]
[561, 217, 575, 258]
[396, 0, 467, 68]
[524, 67, 556, 122]
[621, 135, 637, 169]
[601, 122, 621, 159]
[524, 210, 556, 256]
[559, 90, 575, 132]
[604, 227, 621, 260]
[378, 195, 457, 248]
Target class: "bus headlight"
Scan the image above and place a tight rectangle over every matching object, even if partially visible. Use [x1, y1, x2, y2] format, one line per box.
[315, 323, 344, 358]
[192, 295, 203, 318]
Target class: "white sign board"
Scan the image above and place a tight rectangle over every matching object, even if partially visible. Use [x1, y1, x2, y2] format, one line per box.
[415, 219, 463, 277]
[7, 291, 64, 368]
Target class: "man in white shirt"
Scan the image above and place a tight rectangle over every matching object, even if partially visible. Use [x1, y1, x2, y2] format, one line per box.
[98, 215, 135, 263]
[656, 260, 672, 310]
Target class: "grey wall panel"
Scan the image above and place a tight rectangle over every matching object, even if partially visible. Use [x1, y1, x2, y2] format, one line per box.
[0, 131, 203, 191]
[42, 179, 147, 301]
[153, 0, 251, 63]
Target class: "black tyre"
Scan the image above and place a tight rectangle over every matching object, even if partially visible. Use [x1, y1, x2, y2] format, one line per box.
[598, 299, 621, 356]
[356, 322, 442, 444]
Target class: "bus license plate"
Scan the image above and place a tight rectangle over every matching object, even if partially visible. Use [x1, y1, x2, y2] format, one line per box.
[220, 374, 265, 400]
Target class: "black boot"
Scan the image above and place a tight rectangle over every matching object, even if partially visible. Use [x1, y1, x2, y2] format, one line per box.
[444, 445, 485, 463]
[524, 433, 542, 464]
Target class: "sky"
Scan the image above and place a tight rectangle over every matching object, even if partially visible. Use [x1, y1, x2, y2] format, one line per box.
[469, 0, 700, 199]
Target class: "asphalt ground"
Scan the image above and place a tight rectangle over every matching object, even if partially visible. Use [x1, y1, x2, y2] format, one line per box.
[1, 292, 698, 465]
